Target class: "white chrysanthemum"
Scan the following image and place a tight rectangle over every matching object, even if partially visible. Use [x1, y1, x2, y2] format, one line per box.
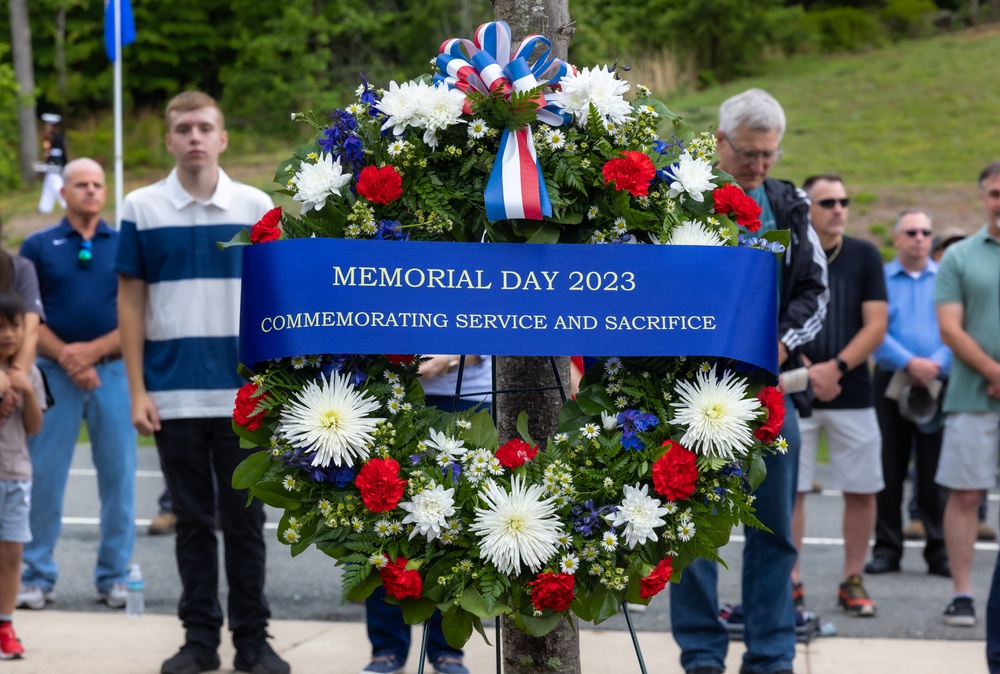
[666, 220, 726, 247]
[670, 366, 759, 459]
[291, 153, 352, 214]
[608, 483, 670, 549]
[399, 484, 456, 541]
[469, 476, 563, 575]
[601, 411, 619, 430]
[278, 372, 384, 468]
[549, 66, 632, 128]
[376, 80, 424, 135]
[425, 428, 467, 460]
[415, 83, 467, 148]
[664, 152, 717, 203]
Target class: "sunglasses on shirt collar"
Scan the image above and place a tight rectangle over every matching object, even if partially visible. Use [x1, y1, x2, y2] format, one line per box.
[78, 239, 93, 268]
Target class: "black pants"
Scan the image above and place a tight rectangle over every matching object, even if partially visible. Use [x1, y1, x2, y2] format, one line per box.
[156, 417, 270, 650]
[872, 368, 947, 567]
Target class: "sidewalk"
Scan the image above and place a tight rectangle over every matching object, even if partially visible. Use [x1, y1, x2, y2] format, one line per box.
[8, 610, 986, 673]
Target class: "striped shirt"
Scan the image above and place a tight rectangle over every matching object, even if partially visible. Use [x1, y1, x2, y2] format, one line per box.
[114, 168, 273, 420]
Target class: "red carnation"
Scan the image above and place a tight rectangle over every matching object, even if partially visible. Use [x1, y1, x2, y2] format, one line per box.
[233, 383, 268, 431]
[379, 557, 423, 600]
[651, 440, 698, 501]
[528, 572, 575, 612]
[250, 207, 282, 243]
[754, 386, 786, 444]
[355, 458, 408, 512]
[602, 151, 657, 197]
[357, 165, 403, 205]
[496, 438, 539, 469]
[385, 354, 416, 365]
[712, 185, 763, 233]
[639, 557, 674, 599]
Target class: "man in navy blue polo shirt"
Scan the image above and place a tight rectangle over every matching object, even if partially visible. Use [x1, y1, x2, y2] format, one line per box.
[17, 157, 136, 611]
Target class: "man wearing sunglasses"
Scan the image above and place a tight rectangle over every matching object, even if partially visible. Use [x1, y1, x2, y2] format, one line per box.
[792, 175, 887, 619]
[18, 158, 137, 613]
[866, 209, 951, 582]
[669, 88, 829, 674]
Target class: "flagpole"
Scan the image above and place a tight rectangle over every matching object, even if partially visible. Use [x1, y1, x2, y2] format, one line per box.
[113, 0, 123, 229]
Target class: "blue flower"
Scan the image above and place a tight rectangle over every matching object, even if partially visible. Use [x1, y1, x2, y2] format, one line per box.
[281, 449, 355, 486]
[571, 500, 616, 537]
[375, 219, 409, 241]
[617, 409, 659, 451]
[320, 355, 368, 385]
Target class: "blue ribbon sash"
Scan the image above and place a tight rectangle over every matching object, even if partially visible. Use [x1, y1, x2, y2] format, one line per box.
[239, 239, 778, 374]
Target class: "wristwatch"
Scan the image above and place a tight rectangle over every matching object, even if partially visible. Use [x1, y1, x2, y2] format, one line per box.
[835, 356, 849, 375]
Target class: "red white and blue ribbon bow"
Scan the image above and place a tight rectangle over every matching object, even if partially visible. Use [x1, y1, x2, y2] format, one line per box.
[434, 21, 575, 221]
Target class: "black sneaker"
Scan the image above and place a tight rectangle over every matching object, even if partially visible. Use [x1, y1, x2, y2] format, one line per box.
[943, 596, 976, 627]
[234, 640, 290, 674]
[161, 643, 221, 674]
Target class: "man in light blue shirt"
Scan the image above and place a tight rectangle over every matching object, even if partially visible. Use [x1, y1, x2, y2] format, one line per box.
[866, 209, 951, 579]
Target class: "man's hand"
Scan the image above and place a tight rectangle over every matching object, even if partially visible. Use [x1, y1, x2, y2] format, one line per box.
[808, 359, 843, 402]
[131, 392, 161, 436]
[418, 355, 454, 380]
[906, 357, 941, 389]
[58, 342, 101, 377]
[71, 367, 101, 391]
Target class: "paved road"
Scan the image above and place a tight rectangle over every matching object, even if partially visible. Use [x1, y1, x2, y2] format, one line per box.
[49, 442, 999, 642]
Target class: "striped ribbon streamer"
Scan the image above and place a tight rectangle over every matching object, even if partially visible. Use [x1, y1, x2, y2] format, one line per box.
[433, 21, 576, 221]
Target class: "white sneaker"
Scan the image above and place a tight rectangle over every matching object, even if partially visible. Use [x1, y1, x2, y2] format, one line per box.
[16, 584, 54, 610]
[97, 582, 127, 609]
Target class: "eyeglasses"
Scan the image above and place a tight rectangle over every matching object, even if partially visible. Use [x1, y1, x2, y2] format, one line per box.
[77, 240, 93, 268]
[721, 134, 783, 164]
[902, 228, 933, 238]
[817, 198, 850, 209]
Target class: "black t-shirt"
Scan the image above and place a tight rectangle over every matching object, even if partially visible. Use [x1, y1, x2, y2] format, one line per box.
[804, 236, 887, 409]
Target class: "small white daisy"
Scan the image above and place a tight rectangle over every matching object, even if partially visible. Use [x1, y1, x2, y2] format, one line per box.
[282, 528, 301, 544]
[456, 420, 472, 430]
[604, 357, 623, 376]
[560, 554, 581, 575]
[468, 118, 489, 139]
[677, 521, 696, 541]
[581, 423, 601, 439]
[600, 531, 618, 552]
[387, 140, 407, 157]
[554, 433, 569, 445]
[587, 206, 599, 220]
[282, 475, 296, 491]
[370, 553, 389, 569]
[547, 129, 566, 149]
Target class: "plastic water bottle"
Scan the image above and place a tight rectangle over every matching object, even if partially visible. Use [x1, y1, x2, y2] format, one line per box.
[125, 563, 144, 618]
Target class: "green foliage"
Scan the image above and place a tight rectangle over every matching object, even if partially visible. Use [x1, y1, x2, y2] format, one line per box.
[0, 45, 20, 191]
[882, 0, 939, 38]
[803, 7, 885, 52]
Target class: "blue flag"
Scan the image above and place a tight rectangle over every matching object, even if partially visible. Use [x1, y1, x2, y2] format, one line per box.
[104, 0, 136, 62]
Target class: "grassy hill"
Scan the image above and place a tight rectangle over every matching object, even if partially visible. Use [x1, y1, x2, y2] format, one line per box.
[4, 24, 998, 247]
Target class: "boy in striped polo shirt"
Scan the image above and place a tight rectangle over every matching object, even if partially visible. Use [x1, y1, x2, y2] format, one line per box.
[116, 91, 289, 674]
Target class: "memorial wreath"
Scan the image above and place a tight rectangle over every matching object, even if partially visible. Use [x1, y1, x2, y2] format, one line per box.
[227, 21, 789, 646]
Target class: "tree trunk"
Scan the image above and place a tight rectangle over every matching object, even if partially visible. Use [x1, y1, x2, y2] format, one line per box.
[492, 6, 580, 674]
[9, 0, 38, 185]
[55, 4, 67, 105]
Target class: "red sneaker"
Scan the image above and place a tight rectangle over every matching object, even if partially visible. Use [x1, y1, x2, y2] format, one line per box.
[0, 623, 25, 659]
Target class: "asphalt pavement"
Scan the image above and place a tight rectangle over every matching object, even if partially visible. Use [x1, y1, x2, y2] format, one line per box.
[25, 441, 1000, 673]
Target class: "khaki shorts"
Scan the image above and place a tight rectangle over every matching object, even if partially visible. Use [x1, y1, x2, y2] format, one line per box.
[936, 412, 1000, 490]
[798, 408, 884, 494]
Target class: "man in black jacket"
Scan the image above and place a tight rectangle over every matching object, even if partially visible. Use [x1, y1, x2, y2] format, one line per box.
[669, 88, 829, 674]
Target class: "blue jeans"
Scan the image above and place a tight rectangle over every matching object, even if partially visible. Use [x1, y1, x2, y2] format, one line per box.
[987, 510, 1000, 673]
[670, 398, 801, 674]
[22, 358, 137, 592]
